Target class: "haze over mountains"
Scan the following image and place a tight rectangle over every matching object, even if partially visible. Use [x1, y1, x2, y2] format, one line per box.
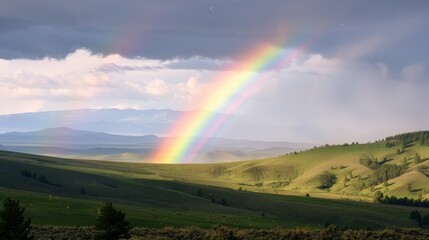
[0, 108, 184, 136]
[0, 127, 311, 163]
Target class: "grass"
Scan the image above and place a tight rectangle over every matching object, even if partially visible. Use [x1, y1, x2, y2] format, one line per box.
[0, 136, 429, 229]
[0, 188, 276, 228]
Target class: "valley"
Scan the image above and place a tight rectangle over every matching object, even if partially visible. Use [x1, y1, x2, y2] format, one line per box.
[1, 131, 429, 229]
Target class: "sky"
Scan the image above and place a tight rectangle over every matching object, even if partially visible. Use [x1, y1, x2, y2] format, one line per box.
[0, 0, 428, 143]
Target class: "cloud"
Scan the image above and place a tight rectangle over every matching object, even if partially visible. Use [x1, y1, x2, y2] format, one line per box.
[401, 63, 426, 82]
[0, 0, 428, 68]
[0, 47, 428, 143]
[144, 79, 169, 95]
[289, 54, 341, 76]
[0, 49, 211, 110]
[174, 76, 201, 101]
[336, 37, 385, 61]
[221, 54, 429, 143]
[125, 79, 169, 96]
[165, 56, 232, 71]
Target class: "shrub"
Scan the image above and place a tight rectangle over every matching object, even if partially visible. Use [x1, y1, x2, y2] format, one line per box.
[319, 171, 337, 189]
[38, 175, 49, 184]
[20, 169, 32, 178]
[414, 153, 422, 164]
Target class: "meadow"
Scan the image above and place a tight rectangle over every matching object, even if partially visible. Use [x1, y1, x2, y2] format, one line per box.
[1, 132, 429, 230]
[0, 131, 429, 234]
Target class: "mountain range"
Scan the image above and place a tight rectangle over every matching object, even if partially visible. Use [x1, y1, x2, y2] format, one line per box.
[0, 127, 311, 162]
[0, 108, 184, 135]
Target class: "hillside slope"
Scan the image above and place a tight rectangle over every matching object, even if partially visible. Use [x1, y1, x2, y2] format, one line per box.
[0, 149, 426, 229]
[152, 131, 429, 200]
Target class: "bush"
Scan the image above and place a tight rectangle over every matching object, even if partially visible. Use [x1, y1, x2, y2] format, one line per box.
[20, 169, 32, 178]
[0, 197, 33, 240]
[414, 153, 422, 164]
[38, 175, 49, 184]
[319, 171, 337, 189]
[95, 202, 130, 240]
[28, 225, 429, 240]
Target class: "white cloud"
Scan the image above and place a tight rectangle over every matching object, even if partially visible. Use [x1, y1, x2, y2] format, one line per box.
[144, 79, 168, 95]
[0, 49, 209, 112]
[289, 54, 341, 76]
[174, 76, 200, 100]
[0, 48, 428, 143]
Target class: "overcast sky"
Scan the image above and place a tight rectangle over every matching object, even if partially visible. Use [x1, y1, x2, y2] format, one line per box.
[0, 0, 428, 143]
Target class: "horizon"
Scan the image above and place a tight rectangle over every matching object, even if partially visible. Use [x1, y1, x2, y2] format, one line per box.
[1, 1, 428, 159]
[0, 107, 427, 146]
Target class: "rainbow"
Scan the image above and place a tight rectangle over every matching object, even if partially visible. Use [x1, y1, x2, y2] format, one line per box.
[150, 32, 314, 164]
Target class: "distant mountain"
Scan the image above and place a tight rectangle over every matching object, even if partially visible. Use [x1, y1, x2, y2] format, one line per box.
[0, 108, 188, 135]
[0, 127, 311, 162]
[0, 127, 158, 145]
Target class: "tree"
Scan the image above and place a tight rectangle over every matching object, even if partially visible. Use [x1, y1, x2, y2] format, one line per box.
[0, 198, 33, 240]
[385, 141, 394, 148]
[373, 191, 383, 202]
[95, 202, 130, 240]
[319, 171, 337, 189]
[20, 170, 32, 178]
[38, 175, 49, 184]
[413, 153, 422, 164]
[410, 210, 423, 227]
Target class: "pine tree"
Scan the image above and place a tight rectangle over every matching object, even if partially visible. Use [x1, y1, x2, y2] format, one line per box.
[95, 202, 130, 240]
[413, 153, 422, 164]
[0, 198, 33, 240]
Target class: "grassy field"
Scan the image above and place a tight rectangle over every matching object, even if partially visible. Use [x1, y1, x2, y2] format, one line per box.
[1, 137, 429, 229]
[7, 136, 426, 201]
[0, 188, 276, 228]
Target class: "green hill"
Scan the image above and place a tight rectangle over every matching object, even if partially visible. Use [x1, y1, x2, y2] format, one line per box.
[0, 131, 429, 229]
[138, 131, 429, 201]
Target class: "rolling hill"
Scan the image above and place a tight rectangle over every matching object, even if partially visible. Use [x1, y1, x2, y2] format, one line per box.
[0, 131, 429, 229]
[149, 131, 429, 201]
[0, 150, 425, 229]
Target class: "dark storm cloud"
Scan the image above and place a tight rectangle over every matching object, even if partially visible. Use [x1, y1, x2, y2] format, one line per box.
[0, 0, 428, 64]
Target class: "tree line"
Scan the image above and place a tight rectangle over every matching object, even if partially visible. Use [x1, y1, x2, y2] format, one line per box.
[359, 156, 406, 186]
[385, 131, 429, 147]
[374, 192, 429, 208]
[21, 169, 50, 185]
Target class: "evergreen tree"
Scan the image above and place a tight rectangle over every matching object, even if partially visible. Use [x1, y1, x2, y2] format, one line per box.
[319, 171, 337, 189]
[0, 198, 33, 240]
[95, 202, 130, 240]
[410, 210, 423, 227]
[373, 191, 383, 202]
[414, 153, 422, 164]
